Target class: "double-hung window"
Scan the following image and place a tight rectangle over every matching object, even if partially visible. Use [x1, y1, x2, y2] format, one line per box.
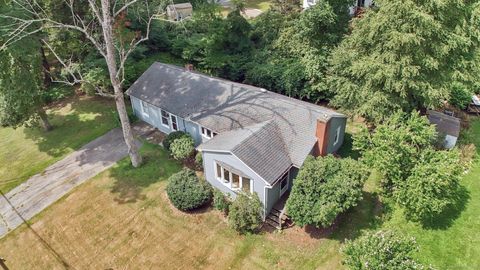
[161, 110, 169, 127]
[140, 101, 149, 117]
[215, 162, 253, 194]
[170, 114, 178, 131]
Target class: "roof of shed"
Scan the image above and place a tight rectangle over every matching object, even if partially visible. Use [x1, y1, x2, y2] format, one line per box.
[166, 3, 192, 9]
[127, 62, 346, 177]
[427, 110, 461, 137]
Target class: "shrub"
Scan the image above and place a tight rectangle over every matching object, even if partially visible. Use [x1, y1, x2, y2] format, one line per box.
[213, 189, 231, 215]
[228, 192, 262, 234]
[43, 85, 74, 103]
[195, 151, 203, 169]
[342, 230, 431, 270]
[163, 131, 188, 151]
[171, 135, 195, 160]
[397, 149, 463, 222]
[449, 82, 472, 109]
[286, 155, 367, 227]
[166, 168, 212, 211]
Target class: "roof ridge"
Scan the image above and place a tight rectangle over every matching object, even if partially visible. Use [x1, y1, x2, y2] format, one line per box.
[152, 62, 342, 118]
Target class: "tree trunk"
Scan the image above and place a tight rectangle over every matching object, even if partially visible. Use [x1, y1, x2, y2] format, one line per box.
[38, 109, 52, 131]
[40, 44, 52, 88]
[100, 0, 142, 167]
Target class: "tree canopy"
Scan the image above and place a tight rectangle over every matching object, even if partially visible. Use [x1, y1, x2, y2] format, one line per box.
[286, 155, 367, 228]
[328, 0, 480, 123]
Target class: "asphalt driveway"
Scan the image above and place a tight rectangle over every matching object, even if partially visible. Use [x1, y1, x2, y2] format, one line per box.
[0, 123, 154, 238]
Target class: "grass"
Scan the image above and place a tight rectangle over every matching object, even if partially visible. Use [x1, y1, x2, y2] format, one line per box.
[0, 95, 117, 193]
[0, 113, 479, 269]
[244, 0, 271, 11]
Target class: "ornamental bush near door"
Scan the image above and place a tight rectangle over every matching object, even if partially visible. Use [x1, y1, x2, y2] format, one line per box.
[170, 135, 195, 160]
[163, 131, 188, 151]
[228, 192, 262, 234]
[166, 168, 212, 211]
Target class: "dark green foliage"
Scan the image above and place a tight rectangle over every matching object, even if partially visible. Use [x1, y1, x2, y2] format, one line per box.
[163, 131, 188, 151]
[166, 168, 212, 211]
[213, 189, 231, 215]
[329, 0, 480, 123]
[228, 192, 262, 234]
[170, 135, 195, 160]
[80, 67, 111, 96]
[353, 111, 437, 191]
[0, 37, 46, 128]
[342, 230, 431, 270]
[112, 109, 137, 127]
[42, 84, 74, 104]
[398, 149, 463, 222]
[354, 111, 464, 222]
[449, 82, 473, 109]
[286, 155, 367, 228]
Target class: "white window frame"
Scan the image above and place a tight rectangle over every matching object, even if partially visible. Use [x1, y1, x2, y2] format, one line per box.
[214, 162, 253, 194]
[201, 126, 214, 139]
[140, 101, 149, 117]
[161, 109, 170, 128]
[279, 171, 289, 197]
[170, 114, 179, 131]
[334, 126, 341, 145]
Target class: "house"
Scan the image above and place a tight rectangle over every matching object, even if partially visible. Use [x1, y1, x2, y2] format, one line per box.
[303, 0, 375, 15]
[427, 110, 461, 149]
[166, 3, 193, 21]
[126, 63, 347, 218]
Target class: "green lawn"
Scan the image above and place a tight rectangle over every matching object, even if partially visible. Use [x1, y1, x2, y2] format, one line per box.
[0, 95, 117, 193]
[245, 0, 271, 11]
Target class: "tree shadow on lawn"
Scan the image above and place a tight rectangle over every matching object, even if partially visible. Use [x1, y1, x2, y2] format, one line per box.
[23, 96, 116, 158]
[109, 143, 182, 204]
[420, 184, 470, 230]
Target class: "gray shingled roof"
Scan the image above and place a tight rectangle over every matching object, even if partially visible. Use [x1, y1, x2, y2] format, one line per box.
[198, 121, 292, 184]
[127, 62, 346, 179]
[427, 110, 460, 137]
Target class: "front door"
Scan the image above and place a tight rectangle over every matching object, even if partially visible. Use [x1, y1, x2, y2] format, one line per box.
[279, 174, 289, 197]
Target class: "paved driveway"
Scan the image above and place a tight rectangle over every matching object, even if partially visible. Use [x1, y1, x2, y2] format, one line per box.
[0, 123, 154, 238]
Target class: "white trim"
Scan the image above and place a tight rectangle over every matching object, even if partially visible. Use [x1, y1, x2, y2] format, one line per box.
[231, 152, 273, 188]
[279, 171, 289, 197]
[170, 114, 179, 131]
[214, 161, 254, 194]
[200, 125, 214, 139]
[334, 126, 341, 146]
[160, 109, 170, 128]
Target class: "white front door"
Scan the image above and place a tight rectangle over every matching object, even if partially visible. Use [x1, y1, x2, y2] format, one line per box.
[279, 174, 289, 197]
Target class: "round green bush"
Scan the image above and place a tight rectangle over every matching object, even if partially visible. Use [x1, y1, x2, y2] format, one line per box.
[228, 192, 262, 234]
[342, 230, 429, 270]
[163, 131, 187, 151]
[449, 82, 472, 109]
[171, 135, 195, 160]
[166, 168, 212, 211]
[213, 189, 231, 214]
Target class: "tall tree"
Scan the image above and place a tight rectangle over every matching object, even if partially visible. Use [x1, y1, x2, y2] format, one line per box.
[328, 0, 480, 123]
[1, 0, 158, 167]
[0, 37, 52, 131]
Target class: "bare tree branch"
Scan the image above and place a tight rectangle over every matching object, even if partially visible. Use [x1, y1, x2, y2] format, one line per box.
[114, 0, 140, 17]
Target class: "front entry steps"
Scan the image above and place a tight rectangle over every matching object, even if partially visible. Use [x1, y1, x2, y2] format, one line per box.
[264, 207, 293, 230]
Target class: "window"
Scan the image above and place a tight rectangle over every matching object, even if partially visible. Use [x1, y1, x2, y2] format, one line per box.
[140, 101, 149, 117]
[201, 127, 214, 139]
[232, 173, 240, 188]
[223, 168, 230, 183]
[334, 126, 341, 145]
[242, 177, 251, 193]
[216, 164, 222, 179]
[215, 162, 253, 194]
[279, 173, 289, 196]
[170, 114, 178, 131]
[161, 110, 169, 126]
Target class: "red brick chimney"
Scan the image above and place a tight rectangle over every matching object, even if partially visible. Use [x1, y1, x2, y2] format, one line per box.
[314, 119, 330, 157]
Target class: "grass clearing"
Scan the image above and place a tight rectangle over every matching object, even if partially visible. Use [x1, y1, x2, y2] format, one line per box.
[0, 95, 116, 192]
